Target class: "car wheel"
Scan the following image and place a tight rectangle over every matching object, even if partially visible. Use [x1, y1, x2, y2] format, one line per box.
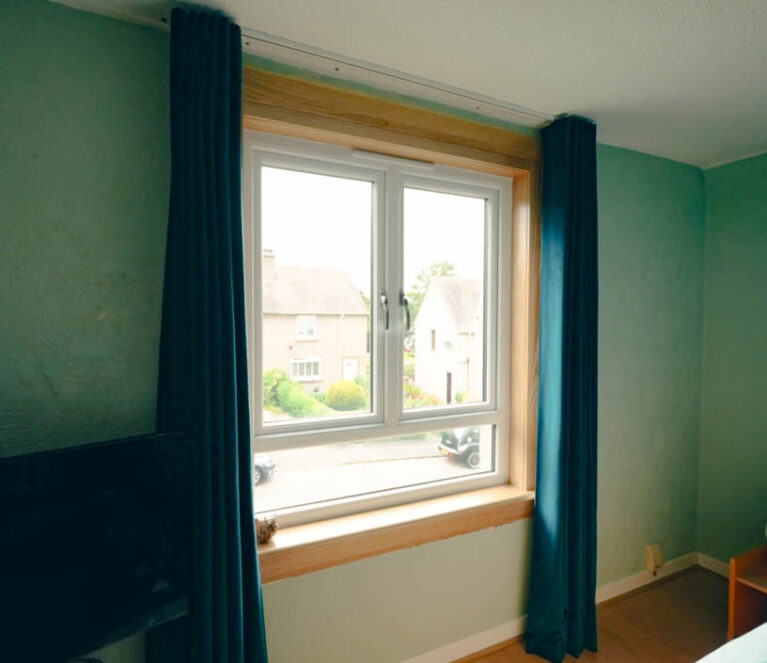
[253, 466, 263, 486]
[465, 450, 480, 469]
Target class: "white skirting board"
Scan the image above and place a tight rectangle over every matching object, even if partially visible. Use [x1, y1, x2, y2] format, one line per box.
[400, 617, 527, 663]
[401, 552, 728, 663]
[594, 552, 700, 604]
[697, 552, 729, 577]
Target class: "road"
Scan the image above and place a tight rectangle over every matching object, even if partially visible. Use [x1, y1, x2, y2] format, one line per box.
[253, 434, 489, 514]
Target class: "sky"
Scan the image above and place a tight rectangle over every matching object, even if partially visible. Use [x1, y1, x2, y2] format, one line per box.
[261, 166, 486, 295]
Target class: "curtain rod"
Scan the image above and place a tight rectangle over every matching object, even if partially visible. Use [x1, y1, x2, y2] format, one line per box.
[58, 3, 552, 125]
[238, 27, 553, 126]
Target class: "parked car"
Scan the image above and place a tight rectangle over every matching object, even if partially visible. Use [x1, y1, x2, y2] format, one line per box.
[253, 453, 276, 485]
[438, 427, 480, 469]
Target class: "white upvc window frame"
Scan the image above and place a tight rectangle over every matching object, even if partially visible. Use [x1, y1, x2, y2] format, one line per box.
[295, 314, 317, 340]
[243, 131, 513, 526]
[291, 356, 321, 382]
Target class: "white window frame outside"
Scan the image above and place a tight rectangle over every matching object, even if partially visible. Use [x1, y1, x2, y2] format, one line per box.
[295, 314, 317, 340]
[243, 131, 513, 526]
[291, 356, 321, 382]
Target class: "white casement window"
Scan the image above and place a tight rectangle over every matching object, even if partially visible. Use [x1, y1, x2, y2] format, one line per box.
[296, 315, 316, 340]
[291, 357, 321, 381]
[243, 132, 512, 526]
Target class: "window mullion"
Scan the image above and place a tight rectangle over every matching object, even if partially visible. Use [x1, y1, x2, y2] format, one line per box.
[383, 166, 403, 427]
[371, 172, 387, 425]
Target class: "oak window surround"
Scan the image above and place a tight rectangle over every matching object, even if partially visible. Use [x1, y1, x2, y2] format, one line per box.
[242, 65, 540, 583]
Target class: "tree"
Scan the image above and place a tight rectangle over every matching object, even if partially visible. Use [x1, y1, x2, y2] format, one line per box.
[359, 290, 370, 309]
[404, 261, 456, 347]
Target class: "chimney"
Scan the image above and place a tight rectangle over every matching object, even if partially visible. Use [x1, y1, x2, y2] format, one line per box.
[262, 249, 276, 281]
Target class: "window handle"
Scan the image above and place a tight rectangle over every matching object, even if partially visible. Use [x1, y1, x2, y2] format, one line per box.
[380, 290, 390, 331]
[399, 291, 411, 331]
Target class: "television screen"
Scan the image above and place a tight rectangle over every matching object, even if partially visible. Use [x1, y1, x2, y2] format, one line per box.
[0, 433, 190, 662]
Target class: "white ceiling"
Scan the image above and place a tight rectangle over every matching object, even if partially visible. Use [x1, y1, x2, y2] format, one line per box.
[55, 0, 767, 167]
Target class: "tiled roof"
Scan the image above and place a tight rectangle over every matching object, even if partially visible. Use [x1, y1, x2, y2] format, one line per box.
[263, 265, 368, 315]
[427, 277, 482, 332]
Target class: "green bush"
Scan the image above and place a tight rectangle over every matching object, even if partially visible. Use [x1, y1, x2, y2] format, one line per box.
[403, 382, 442, 409]
[276, 380, 325, 417]
[325, 380, 367, 411]
[312, 391, 326, 404]
[263, 368, 289, 407]
[353, 373, 369, 391]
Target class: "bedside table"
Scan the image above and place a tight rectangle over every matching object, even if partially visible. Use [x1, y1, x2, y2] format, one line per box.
[729, 543, 767, 640]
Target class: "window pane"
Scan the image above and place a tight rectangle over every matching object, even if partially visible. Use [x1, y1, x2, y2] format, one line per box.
[261, 166, 373, 424]
[253, 425, 495, 513]
[296, 315, 316, 338]
[403, 188, 486, 410]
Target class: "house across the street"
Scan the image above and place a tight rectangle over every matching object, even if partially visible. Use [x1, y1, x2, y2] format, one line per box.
[413, 276, 483, 404]
[262, 250, 368, 392]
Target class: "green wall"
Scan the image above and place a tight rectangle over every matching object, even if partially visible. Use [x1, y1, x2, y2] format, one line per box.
[596, 145, 705, 584]
[1, 2, 734, 662]
[697, 153, 767, 562]
[0, 1, 167, 660]
[0, 0, 169, 456]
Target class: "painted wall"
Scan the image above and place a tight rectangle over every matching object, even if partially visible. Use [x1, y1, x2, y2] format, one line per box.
[0, 0, 169, 455]
[0, 1, 168, 661]
[2, 2, 711, 662]
[697, 153, 767, 562]
[264, 520, 531, 663]
[596, 145, 705, 585]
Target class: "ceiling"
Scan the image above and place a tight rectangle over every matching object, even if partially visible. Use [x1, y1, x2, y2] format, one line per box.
[55, 0, 767, 167]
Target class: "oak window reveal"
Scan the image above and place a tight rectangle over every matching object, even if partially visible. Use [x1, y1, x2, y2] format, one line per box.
[244, 132, 512, 526]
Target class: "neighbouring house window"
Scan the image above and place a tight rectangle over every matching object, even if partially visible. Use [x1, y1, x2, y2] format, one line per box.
[296, 315, 316, 339]
[244, 131, 512, 525]
[291, 357, 321, 381]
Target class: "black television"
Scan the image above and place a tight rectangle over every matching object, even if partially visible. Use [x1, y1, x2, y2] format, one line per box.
[0, 433, 191, 662]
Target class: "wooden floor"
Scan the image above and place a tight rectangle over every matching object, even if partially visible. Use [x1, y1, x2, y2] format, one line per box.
[475, 569, 728, 663]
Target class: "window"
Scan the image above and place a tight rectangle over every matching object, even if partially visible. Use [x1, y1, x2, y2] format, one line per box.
[296, 315, 316, 340]
[291, 357, 321, 382]
[244, 132, 512, 526]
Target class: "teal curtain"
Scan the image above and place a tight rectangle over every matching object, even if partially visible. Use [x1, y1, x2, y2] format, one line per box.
[525, 116, 598, 663]
[150, 8, 268, 663]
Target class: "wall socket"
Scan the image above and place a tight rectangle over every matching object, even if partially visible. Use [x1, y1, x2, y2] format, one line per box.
[644, 544, 664, 576]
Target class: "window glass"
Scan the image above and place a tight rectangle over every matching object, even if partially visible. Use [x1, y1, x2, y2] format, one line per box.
[403, 188, 486, 409]
[254, 425, 495, 514]
[296, 315, 316, 339]
[261, 167, 373, 423]
[291, 358, 321, 381]
[247, 134, 510, 524]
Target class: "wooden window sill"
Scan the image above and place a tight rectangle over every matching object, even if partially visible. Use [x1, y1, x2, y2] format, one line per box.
[256, 485, 534, 584]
